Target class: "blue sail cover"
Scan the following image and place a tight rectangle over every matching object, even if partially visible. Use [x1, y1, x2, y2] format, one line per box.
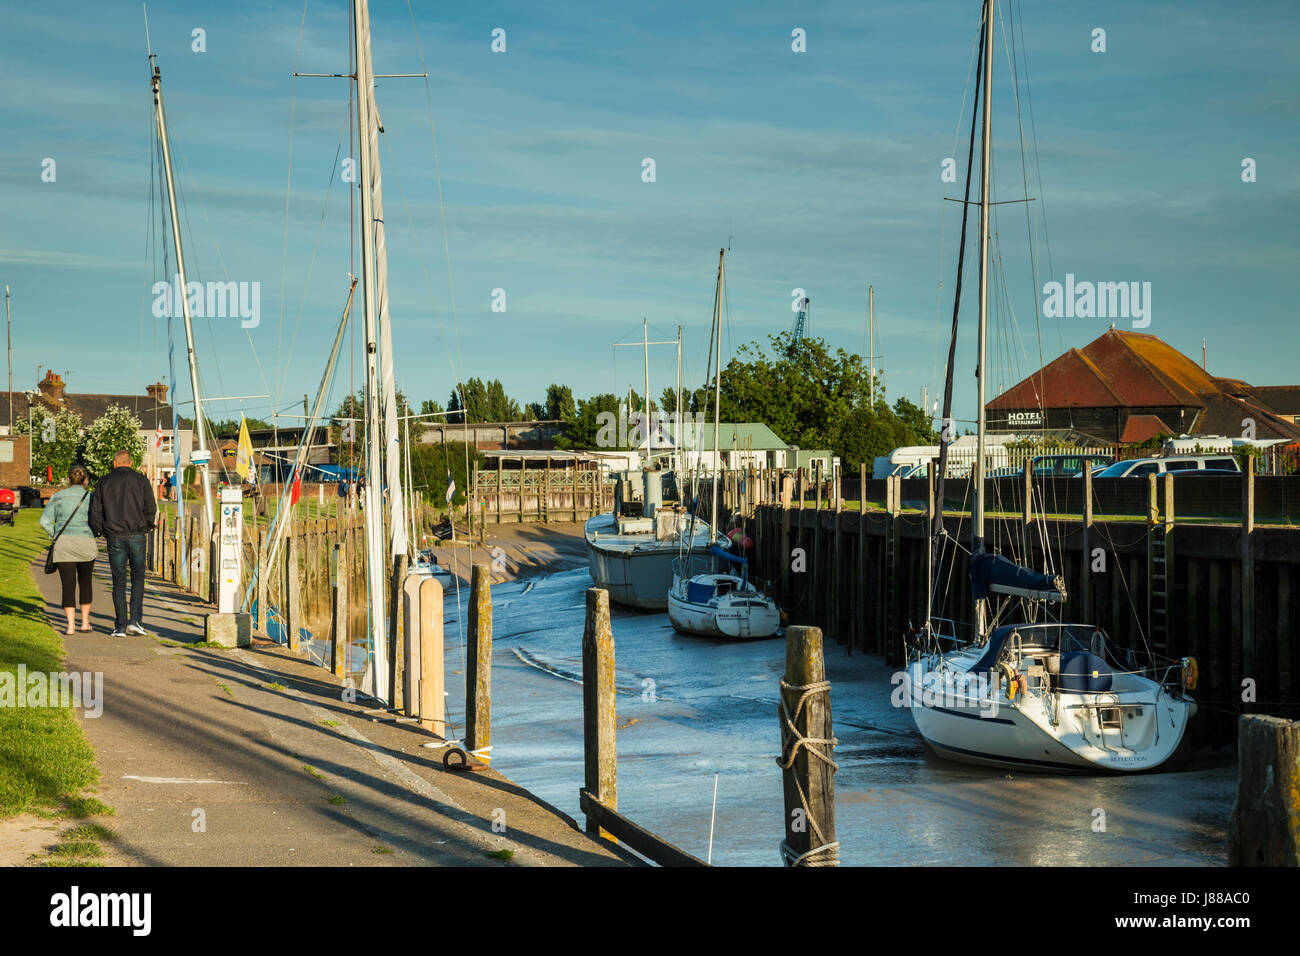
[709, 544, 747, 566]
[969, 538, 1066, 602]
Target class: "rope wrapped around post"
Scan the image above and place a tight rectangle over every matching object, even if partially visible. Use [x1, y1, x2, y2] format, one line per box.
[776, 624, 839, 867]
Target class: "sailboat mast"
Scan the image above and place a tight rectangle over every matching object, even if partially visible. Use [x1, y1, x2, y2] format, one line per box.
[351, 0, 390, 697]
[973, 0, 995, 637]
[151, 59, 214, 533]
[868, 284, 875, 404]
[676, 326, 683, 474]
[710, 249, 724, 529]
[974, 0, 994, 548]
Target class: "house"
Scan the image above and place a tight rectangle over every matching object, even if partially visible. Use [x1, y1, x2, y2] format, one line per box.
[0, 371, 194, 483]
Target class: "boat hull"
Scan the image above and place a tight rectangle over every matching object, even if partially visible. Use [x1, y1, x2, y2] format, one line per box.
[906, 657, 1194, 773]
[667, 588, 781, 639]
[585, 513, 720, 610]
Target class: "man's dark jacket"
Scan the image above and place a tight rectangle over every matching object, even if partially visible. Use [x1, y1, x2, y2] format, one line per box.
[90, 467, 158, 536]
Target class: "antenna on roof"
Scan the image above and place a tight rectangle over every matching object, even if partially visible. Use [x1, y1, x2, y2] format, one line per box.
[1202, 337, 1207, 370]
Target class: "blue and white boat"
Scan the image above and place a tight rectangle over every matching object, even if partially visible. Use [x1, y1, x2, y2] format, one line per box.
[668, 545, 780, 639]
[907, 0, 1195, 773]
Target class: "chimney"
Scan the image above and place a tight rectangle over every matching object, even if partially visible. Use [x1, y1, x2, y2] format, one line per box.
[146, 381, 168, 404]
[37, 370, 65, 406]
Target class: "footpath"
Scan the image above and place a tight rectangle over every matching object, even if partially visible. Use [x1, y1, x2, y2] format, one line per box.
[26, 546, 630, 867]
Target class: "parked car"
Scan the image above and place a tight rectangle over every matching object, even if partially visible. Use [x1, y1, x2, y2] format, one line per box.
[1030, 453, 1113, 477]
[1092, 455, 1241, 478]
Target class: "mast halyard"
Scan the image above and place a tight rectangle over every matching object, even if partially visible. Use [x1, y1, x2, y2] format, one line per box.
[974, 0, 995, 637]
[151, 58, 214, 534]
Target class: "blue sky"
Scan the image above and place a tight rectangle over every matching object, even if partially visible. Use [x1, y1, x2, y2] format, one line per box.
[1, 0, 1297, 430]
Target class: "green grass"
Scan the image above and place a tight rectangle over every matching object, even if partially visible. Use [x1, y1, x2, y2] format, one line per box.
[187, 641, 230, 650]
[372, 845, 393, 855]
[0, 512, 101, 819]
[485, 848, 514, 862]
[318, 719, 341, 728]
[49, 840, 104, 858]
[153, 638, 182, 648]
[302, 765, 324, 780]
[61, 823, 116, 842]
[266, 682, 286, 691]
[327, 794, 346, 805]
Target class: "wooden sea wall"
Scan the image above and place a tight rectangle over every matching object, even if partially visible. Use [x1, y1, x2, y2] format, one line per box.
[747, 478, 1300, 750]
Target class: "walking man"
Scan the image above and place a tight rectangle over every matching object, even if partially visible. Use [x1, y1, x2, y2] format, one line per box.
[90, 450, 157, 637]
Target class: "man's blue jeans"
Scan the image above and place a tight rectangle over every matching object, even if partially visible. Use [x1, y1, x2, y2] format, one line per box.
[106, 534, 147, 630]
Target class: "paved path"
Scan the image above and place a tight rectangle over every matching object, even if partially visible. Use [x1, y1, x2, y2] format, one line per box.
[34, 551, 630, 867]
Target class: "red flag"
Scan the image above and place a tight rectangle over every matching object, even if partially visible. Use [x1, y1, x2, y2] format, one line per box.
[290, 474, 302, 505]
[47, 465, 53, 483]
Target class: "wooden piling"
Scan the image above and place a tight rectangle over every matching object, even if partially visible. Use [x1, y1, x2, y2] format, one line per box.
[1242, 458, 1256, 695]
[777, 625, 838, 866]
[331, 542, 347, 677]
[285, 532, 301, 651]
[1081, 465, 1093, 623]
[466, 563, 492, 756]
[1227, 714, 1300, 865]
[582, 586, 617, 840]
[418, 578, 446, 736]
[388, 553, 409, 709]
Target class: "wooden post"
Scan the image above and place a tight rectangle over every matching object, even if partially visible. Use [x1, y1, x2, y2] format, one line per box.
[479, 500, 487, 545]
[418, 578, 446, 736]
[388, 553, 409, 709]
[780, 475, 792, 608]
[1081, 463, 1094, 624]
[466, 563, 492, 757]
[582, 586, 617, 839]
[331, 542, 347, 677]
[544, 456, 551, 524]
[572, 463, 580, 521]
[496, 455, 503, 525]
[285, 532, 301, 651]
[777, 625, 837, 866]
[402, 571, 423, 717]
[859, 462, 868, 652]
[1228, 714, 1300, 865]
[1242, 457, 1256, 695]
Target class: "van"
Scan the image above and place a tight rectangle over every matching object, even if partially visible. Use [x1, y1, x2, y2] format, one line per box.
[1093, 454, 1241, 478]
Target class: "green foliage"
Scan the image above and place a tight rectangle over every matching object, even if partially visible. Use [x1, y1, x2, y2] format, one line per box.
[210, 417, 270, 437]
[81, 405, 147, 479]
[553, 393, 625, 450]
[544, 383, 577, 422]
[419, 398, 445, 417]
[13, 405, 83, 482]
[408, 440, 483, 507]
[448, 378, 522, 423]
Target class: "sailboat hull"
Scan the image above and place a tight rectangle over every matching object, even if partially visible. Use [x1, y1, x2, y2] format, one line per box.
[585, 513, 720, 611]
[906, 656, 1194, 773]
[667, 586, 781, 639]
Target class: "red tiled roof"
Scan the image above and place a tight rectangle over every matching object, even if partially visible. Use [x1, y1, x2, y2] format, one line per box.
[1119, 414, 1173, 444]
[987, 347, 1124, 409]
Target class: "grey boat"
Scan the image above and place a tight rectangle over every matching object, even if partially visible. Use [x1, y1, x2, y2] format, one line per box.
[585, 468, 723, 611]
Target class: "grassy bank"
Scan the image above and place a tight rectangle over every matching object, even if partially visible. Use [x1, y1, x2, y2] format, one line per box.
[0, 510, 102, 819]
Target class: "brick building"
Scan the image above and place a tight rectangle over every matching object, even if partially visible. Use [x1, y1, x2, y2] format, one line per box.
[987, 329, 1300, 445]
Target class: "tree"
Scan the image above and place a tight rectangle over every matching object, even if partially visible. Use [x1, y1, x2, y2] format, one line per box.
[210, 417, 272, 438]
[82, 405, 147, 479]
[13, 406, 83, 482]
[554, 393, 623, 450]
[408, 440, 483, 510]
[419, 398, 445, 418]
[544, 383, 576, 422]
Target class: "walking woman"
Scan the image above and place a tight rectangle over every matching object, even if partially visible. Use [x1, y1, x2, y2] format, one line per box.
[40, 464, 99, 634]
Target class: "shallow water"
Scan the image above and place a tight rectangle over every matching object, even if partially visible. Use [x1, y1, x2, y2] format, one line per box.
[433, 566, 1232, 866]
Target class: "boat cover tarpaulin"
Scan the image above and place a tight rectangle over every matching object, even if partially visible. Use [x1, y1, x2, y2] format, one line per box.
[709, 544, 747, 566]
[969, 538, 1066, 602]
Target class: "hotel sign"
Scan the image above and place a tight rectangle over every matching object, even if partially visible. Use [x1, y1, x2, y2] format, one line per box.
[1006, 411, 1044, 427]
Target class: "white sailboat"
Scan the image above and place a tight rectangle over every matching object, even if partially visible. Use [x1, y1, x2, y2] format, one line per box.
[906, 0, 1196, 771]
[667, 248, 780, 640]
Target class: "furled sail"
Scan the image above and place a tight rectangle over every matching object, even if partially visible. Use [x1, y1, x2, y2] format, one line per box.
[969, 539, 1066, 602]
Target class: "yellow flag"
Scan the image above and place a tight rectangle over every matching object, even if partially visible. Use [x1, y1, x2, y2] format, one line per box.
[235, 415, 254, 481]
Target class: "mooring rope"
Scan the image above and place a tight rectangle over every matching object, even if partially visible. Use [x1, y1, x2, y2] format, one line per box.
[776, 678, 840, 867]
